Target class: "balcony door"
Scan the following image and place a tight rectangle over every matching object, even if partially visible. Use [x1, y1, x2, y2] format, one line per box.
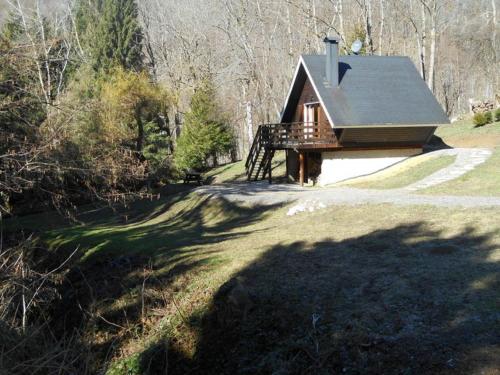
[303, 102, 320, 140]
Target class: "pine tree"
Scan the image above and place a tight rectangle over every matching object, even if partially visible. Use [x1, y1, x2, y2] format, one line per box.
[174, 80, 234, 171]
[90, 0, 144, 72]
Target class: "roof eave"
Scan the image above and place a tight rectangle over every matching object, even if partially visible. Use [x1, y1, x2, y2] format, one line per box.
[299, 56, 336, 127]
[333, 122, 450, 128]
[280, 55, 336, 127]
[279, 58, 304, 123]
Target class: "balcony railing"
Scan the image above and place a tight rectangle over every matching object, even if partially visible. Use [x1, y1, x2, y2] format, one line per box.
[260, 121, 337, 149]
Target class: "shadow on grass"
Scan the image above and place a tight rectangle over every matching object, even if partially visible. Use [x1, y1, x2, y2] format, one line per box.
[45, 194, 281, 372]
[140, 222, 499, 374]
[424, 134, 452, 151]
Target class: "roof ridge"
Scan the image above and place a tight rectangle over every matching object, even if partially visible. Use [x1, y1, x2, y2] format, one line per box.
[302, 54, 412, 59]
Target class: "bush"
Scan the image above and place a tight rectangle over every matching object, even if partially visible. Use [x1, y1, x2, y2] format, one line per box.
[473, 112, 487, 127]
[495, 108, 500, 122]
[484, 111, 492, 124]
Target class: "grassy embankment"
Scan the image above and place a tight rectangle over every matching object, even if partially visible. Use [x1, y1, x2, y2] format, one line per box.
[4, 118, 500, 374]
[6, 187, 500, 374]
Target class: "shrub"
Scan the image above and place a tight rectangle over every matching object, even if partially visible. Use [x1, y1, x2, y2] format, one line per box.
[473, 112, 487, 127]
[484, 111, 492, 124]
[495, 108, 500, 122]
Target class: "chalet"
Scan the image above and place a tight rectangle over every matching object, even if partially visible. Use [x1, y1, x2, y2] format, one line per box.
[245, 36, 450, 185]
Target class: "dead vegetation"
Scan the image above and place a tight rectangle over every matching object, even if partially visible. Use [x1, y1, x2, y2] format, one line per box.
[0, 234, 90, 374]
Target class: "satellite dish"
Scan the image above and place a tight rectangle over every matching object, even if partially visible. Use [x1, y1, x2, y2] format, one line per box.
[351, 39, 363, 54]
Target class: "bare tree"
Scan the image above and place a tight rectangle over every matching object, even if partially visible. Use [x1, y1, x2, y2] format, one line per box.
[133, 0, 498, 157]
[378, 0, 385, 55]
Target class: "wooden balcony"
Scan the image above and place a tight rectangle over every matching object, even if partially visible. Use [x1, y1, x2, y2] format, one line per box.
[245, 122, 338, 183]
[261, 121, 338, 150]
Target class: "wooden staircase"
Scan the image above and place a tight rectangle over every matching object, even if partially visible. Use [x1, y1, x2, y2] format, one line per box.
[245, 126, 275, 182]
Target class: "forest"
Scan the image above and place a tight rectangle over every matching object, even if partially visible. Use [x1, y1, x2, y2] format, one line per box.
[0, 0, 498, 373]
[1, 0, 498, 215]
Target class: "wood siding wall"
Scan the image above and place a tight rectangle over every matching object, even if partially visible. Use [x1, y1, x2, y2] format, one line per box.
[339, 127, 436, 147]
[292, 77, 329, 125]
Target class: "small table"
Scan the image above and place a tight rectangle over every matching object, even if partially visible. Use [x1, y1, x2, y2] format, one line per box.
[183, 171, 203, 185]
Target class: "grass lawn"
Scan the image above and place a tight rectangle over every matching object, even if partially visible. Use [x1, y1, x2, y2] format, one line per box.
[420, 147, 500, 196]
[10, 192, 499, 374]
[436, 119, 500, 148]
[416, 119, 500, 196]
[342, 119, 500, 193]
[5, 118, 500, 374]
[343, 154, 456, 189]
[205, 150, 286, 184]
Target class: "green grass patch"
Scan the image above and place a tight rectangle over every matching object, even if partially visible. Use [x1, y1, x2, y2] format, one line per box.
[344, 155, 456, 189]
[205, 150, 286, 184]
[39, 192, 278, 263]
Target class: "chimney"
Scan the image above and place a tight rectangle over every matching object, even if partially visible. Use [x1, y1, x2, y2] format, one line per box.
[324, 36, 339, 86]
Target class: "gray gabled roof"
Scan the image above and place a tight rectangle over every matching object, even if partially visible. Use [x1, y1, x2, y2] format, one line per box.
[281, 54, 450, 127]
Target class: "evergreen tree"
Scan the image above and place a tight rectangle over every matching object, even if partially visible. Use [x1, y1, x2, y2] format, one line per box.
[96, 0, 143, 71]
[79, 0, 144, 72]
[175, 80, 234, 171]
[74, 0, 101, 53]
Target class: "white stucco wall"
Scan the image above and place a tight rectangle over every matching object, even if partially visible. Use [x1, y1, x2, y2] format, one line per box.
[318, 148, 422, 186]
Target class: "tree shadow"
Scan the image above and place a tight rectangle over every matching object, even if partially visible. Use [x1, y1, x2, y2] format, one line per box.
[147, 222, 500, 374]
[45, 194, 281, 371]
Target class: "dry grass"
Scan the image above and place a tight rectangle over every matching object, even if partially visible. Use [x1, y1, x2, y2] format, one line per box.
[436, 119, 500, 148]
[0, 235, 92, 375]
[420, 147, 500, 196]
[3, 118, 499, 374]
[8, 192, 499, 374]
[342, 154, 456, 189]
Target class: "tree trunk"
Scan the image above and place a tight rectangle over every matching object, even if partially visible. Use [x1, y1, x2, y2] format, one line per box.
[242, 83, 254, 151]
[427, 0, 437, 92]
[492, 0, 498, 89]
[420, 2, 427, 81]
[378, 0, 385, 55]
[312, 0, 321, 52]
[335, 0, 346, 50]
[286, 0, 294, 62]
[135, 105, 145, 159]
[246, 100, 254, 148]
[364, 0, 374, 54]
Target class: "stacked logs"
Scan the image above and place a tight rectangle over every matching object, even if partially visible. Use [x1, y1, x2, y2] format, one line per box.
[468, 98, 497, 114]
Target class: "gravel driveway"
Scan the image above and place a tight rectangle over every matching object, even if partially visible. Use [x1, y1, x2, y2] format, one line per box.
[196, 182, 500, 211]
[196, 148, 499, 213]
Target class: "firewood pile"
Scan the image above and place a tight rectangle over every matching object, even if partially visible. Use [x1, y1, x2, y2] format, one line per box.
[468, 98, 497, 114]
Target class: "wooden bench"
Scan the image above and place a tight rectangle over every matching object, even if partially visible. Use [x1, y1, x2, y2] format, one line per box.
[183, 170, 203, 185]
